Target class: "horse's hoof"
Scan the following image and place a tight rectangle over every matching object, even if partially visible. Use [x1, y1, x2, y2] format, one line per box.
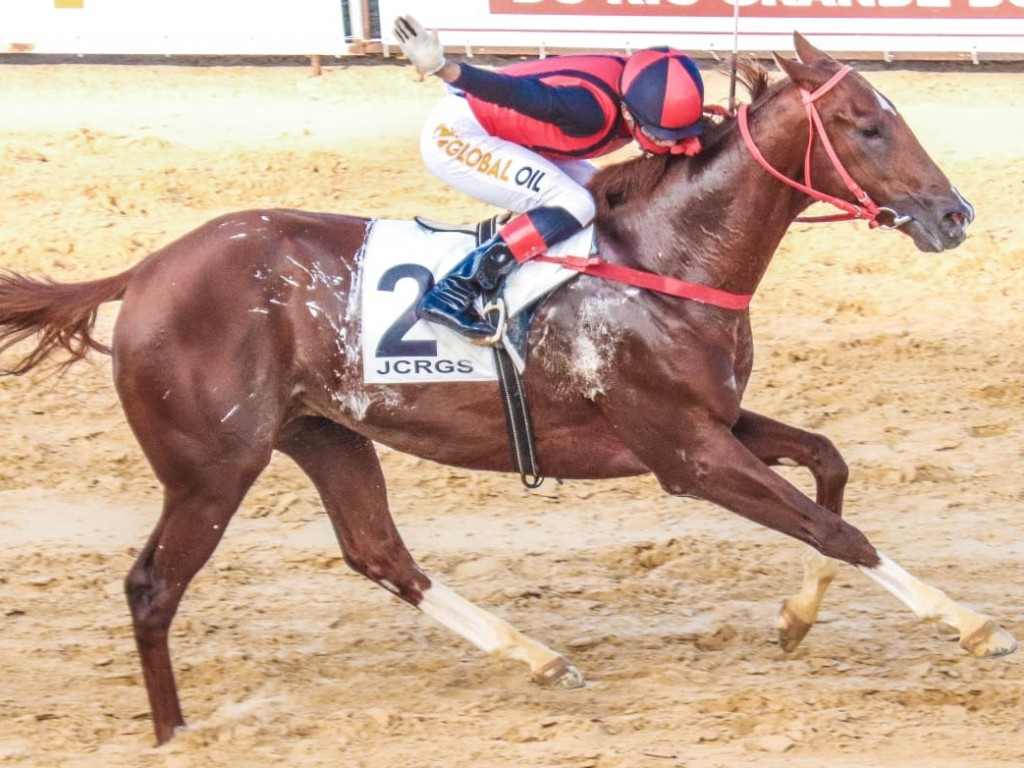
[960, 620, 1018, 658]
[777, 600, 813, 653]
[530, 657, 585, 689]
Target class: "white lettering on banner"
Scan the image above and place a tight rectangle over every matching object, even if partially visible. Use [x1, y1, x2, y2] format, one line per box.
[736, 0, 947, 7]
[497, 0, 1024, 14]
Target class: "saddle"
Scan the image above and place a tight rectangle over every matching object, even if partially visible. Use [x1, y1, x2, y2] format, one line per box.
[381, 212, 573, 488]
[360, 214, 590, 384]
[413, 211, 512, 247]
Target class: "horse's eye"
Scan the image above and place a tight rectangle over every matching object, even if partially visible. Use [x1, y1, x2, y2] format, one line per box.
[860, 126, 881, 139]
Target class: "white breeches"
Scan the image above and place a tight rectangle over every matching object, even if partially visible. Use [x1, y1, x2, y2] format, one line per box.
[419, 94, 598, 227]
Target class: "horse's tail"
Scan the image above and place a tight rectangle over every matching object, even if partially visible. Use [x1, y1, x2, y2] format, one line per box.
[0, 266, 136, 376]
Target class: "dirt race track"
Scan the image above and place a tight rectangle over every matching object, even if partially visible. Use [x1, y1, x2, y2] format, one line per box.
[0, 55, 1022, 768]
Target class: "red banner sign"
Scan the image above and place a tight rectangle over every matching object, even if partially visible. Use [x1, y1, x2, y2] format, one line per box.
[489, 0, 1024, 21]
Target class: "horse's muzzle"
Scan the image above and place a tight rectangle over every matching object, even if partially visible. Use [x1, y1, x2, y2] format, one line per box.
[905, 191, 974, 253]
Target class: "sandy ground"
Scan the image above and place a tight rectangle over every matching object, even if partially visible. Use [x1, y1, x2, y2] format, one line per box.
[0, 55, 1022, 768]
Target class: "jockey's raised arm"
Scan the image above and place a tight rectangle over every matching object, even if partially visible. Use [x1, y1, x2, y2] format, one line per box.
[393, 14, 706, 341]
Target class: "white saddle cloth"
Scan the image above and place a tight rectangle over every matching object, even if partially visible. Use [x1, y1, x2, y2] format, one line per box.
[361, 219, 593, 384]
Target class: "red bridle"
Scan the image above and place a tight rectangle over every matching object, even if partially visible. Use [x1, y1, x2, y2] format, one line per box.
[738, 65, 910, 230]
[530, 68, 913, 313]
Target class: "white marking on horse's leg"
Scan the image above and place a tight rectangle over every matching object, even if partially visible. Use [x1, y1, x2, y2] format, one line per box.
[859, 551, 1017, 658]
[778, 547, 841, 651]
[418, 579, 584, 688]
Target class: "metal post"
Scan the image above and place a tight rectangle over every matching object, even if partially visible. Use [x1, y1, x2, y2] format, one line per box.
[728, 0, 740, 113]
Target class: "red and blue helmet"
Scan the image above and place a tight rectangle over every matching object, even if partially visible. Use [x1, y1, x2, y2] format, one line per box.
[620, 47, 705, 143]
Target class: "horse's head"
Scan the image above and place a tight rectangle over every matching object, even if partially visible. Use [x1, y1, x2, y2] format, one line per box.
[772, 33, 973, 253]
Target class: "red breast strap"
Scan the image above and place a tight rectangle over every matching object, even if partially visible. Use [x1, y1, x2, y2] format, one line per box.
[534, 255, 752, 311]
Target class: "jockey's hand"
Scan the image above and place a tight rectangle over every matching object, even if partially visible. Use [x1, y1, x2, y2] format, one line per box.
[393, 16, 446, 77]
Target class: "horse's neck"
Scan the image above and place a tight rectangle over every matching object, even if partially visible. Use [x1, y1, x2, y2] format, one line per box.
[593, 86, 815, 300]
[687, 88, 815, 295]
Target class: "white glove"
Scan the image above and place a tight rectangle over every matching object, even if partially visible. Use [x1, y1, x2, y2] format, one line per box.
[393, 15, 446, 76]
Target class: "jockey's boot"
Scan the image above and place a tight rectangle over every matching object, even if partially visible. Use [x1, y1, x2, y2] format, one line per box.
[418, 234, 517, 340]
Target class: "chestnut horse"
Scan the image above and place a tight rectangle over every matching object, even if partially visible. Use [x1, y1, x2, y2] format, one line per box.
[0, 35, 1016, 745]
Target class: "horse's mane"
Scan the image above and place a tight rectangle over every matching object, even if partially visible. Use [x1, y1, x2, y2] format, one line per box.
[590, 58, 776, 218]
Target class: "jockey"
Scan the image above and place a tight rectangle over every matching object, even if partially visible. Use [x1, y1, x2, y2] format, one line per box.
[394, 15, 706, 341]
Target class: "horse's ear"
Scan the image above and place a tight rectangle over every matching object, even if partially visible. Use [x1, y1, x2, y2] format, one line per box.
[792, 31, 837, 66]
[772, 51, 828, 92]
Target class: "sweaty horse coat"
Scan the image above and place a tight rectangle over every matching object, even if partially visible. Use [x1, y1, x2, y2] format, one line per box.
[0, 35, 1014, 746]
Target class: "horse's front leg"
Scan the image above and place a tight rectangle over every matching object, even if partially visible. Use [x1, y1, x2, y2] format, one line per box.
[633, 413, 1017, 658]
[732, 410, 845, 651]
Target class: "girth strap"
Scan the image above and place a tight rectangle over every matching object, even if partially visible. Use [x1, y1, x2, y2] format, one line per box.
[415, 210, 543, 487]
[492, 342, 544, 489]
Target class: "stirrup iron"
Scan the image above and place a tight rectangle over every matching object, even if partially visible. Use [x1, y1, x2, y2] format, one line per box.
[476, 298, 507, 347]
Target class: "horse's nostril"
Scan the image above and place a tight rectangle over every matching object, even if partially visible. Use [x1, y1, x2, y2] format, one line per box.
[944, 209, 970, 231]
[952, 189, 975, 223]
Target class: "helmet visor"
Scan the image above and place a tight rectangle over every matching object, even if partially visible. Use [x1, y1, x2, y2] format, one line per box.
[635, 116, 704, 142]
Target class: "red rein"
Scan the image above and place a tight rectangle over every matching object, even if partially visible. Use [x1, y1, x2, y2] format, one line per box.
[532, 254, 754, 311]
[531, 103, 755, 312]
[539, 68, 883, 313]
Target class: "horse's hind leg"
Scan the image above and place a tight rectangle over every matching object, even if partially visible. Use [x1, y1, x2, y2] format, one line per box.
[117, 349, 278, 744]
[733, 410, 845, 651]
[124, 448, 272, 745]
[275, 416, 584, 689]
